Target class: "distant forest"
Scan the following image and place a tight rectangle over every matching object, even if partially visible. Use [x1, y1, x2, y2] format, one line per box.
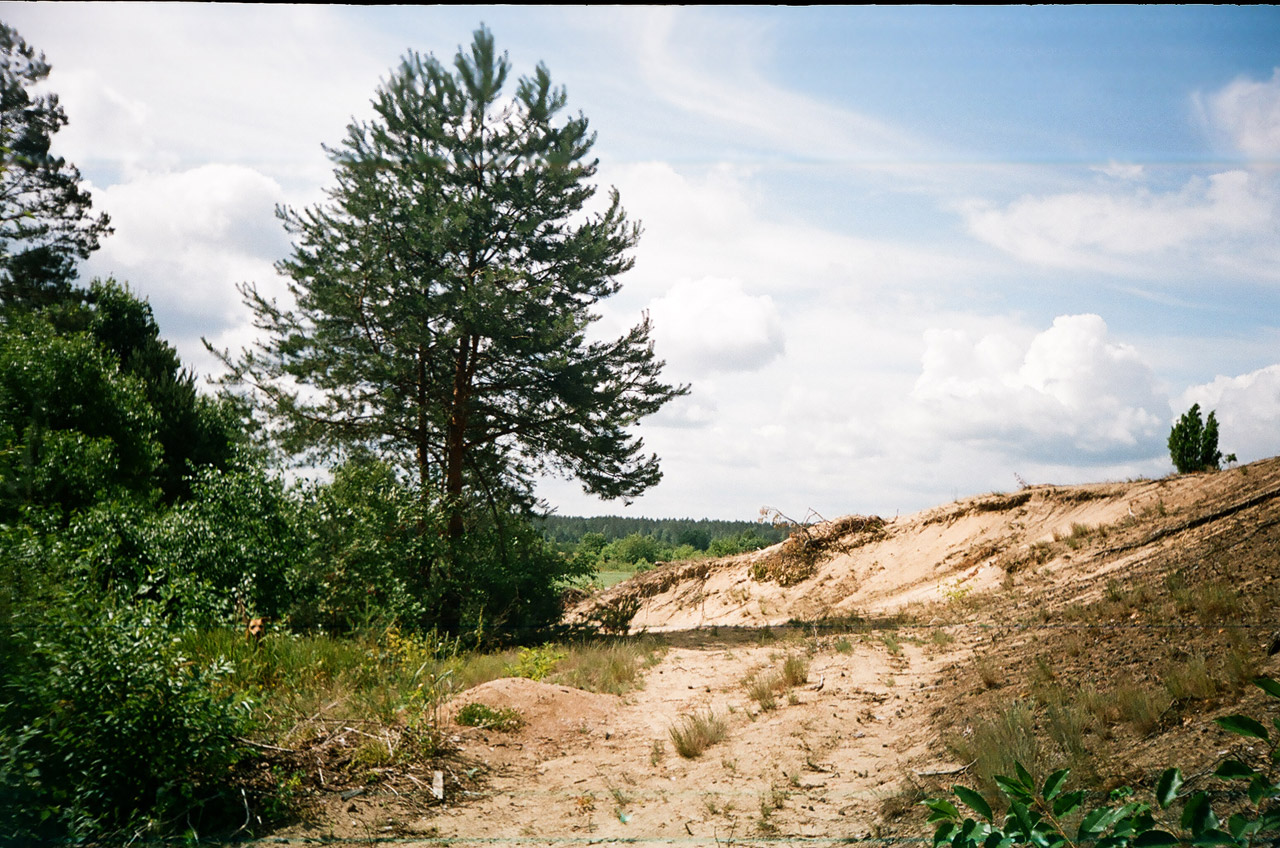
[537, 515, 787, 548]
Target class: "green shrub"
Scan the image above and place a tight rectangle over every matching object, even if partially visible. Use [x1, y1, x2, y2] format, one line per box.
[0, 600, 253, 842]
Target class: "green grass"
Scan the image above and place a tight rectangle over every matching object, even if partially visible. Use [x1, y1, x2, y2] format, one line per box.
[597, 570, 637, 588]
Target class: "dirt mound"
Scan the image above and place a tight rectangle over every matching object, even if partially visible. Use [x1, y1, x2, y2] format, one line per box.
[449, 677, 619, 751]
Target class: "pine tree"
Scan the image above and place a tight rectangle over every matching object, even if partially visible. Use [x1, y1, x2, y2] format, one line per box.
[218, 26, 686, 547]
[0, 23, 111, 307]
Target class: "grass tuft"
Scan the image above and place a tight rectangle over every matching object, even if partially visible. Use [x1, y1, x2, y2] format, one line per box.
[669, 710, 728, 758]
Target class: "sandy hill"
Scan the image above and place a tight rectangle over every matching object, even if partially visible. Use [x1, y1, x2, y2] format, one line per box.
[286, 458, 1280, 846]
[575, 457, 1280, 633]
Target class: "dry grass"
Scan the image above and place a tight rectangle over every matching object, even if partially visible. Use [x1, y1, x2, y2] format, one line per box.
[669, 710, 728, 758]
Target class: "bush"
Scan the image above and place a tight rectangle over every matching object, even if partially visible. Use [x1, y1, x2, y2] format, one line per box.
[0, 599, 253, 843]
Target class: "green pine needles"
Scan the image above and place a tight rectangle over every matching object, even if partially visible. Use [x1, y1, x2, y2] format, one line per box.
[214, 25, 687, 626]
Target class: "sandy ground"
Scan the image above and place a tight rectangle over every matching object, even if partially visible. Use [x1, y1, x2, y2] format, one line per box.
[267, 457, 1280, 846]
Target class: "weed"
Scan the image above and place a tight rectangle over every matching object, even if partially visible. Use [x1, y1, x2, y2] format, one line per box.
[650, 739, 665, 766]
[548, 638, 663, 695]
[945, 701, 1044, 797]
[1114, 683, 1167, 736]
[669, 710, 728, 758]
[507, 645, 566, 681]
[455, 702, 524, 732]
[1163, 653, 1216, 701]
[928, 628, 956, 648]
[834, 637, 853, 654]
[976, 655, 1002, 689]
[781, 654, 809, 687]
[881, 632, 902, 655]
[746, 672, 779, 711]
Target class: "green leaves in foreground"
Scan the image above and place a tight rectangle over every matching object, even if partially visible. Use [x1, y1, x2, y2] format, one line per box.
[925, 677, 1280, 847]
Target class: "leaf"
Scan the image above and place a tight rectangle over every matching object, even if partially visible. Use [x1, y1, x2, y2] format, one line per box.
[1255, 677, 1280, 699]
[1215, 714, 1269, 741]
[1247, 773, 1277, 805]
[1053, 790, 1088, 819]
[954, 785, 993, 821]
[925, 798, 961, 822]
[1189, 828, 1237, 846]
[1156, 768, 1183, 809]
[1133, 830, 1179, 847]
[1226, 812, 1255, 840]
[1181, 792, 1218, 837]
[1080, 806, 1116, 838]
[995, 775, 1034, 803]
[1015, 761, 1036, 791]
[1042, 769, 1070, 802]
[1212, 760, 1255, 780]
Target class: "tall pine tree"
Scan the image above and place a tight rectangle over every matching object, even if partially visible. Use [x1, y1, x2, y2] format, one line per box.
[219, 27, 686, 551]
[0, 23, 111, 308]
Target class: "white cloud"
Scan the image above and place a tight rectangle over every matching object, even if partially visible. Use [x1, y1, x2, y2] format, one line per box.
[961, 170, 1279, 279]
[1180, 363, 1280, 463]
[1092, 161, 1145, 181]
[647, 277, 785, 376]
[1199, 67, 1280, 158]
[81, 164, 293, 373]
[911, 314, 1167, 461]
[622, 7, 927, 164]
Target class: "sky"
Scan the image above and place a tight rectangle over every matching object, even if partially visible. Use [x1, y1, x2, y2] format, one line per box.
[6, 4, 1280, 520]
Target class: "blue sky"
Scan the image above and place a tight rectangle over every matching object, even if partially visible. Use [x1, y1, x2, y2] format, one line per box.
[6, 4, 1279, 519]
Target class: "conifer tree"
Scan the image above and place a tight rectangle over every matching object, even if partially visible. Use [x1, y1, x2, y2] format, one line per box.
[219, 26, 686, 548]
[0, 23, 111, 307]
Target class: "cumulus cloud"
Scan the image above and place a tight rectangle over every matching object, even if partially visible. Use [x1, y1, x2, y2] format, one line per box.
[81, 164, 293, 372]
[912, 314, 1167, 461]
[1199, 68, 1280, 158]
[961, 170, 1278, 279]
[647, 277, 785, 375]
[1179, 364, 1280, 463]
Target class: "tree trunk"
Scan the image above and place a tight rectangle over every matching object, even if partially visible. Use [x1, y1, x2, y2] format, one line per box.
[444, 333, 475, 540]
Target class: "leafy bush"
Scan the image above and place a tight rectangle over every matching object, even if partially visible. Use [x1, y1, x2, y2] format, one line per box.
[0, 600, 253, 842]
[926, 677, 1280, 847]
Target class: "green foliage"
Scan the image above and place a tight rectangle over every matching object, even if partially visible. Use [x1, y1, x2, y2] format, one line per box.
[82, 279, 243, 502]
[0, 599, 253, 843]
[291, 455, 433, 633]
[0, 23, 112, 307]
[455, 702, 524, 732]
[507, 645, 566, 681]
[1169, 403, 1224, 474]
[0, 313, 160, 522]
[926, 677, 1280, 847]
[219, 25, 685, 547]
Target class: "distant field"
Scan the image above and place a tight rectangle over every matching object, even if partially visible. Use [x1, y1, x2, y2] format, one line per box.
[596, 569, 636, 588]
